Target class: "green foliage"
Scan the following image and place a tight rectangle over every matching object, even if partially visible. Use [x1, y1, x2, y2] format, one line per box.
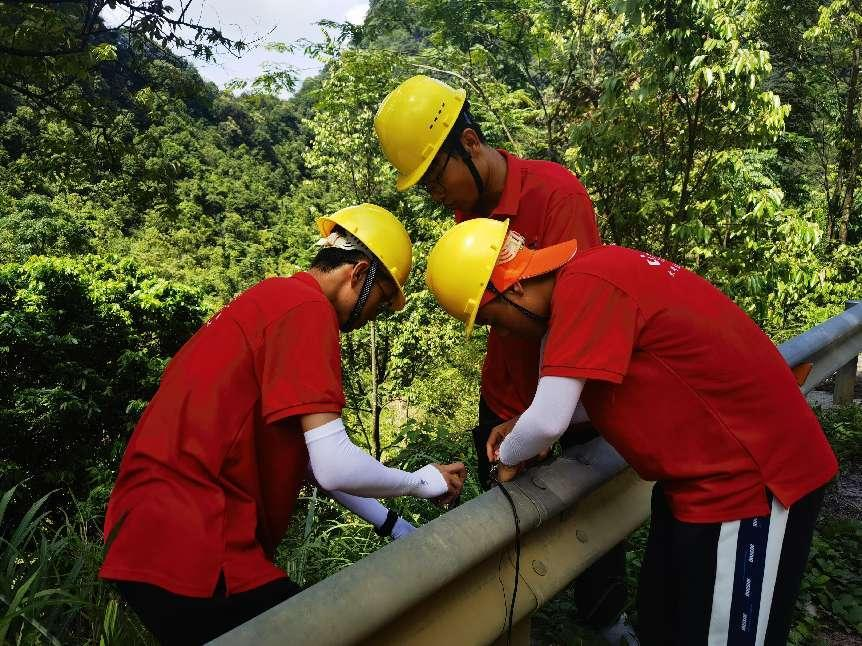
[0, 484, 153, 645]
[1, 1, 861, 642]
[791, 521, 862, 642]
[819, 404, 862, 467]
[0, 1, 248, 125]
[788, 405, 862, 643]
[0, 256, 205, 511]
[225, 44, 299, 96]
[0, 195, 94, 260]
[0, 40, 311, 304]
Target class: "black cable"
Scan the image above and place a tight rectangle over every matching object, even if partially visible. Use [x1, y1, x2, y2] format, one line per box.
[490, 470, 521, 646]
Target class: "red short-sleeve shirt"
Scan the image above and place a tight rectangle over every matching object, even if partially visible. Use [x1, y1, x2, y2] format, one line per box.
[541, 246, 838, 523]
[100, 272, 345, 597]
[455, 150, 601, 420]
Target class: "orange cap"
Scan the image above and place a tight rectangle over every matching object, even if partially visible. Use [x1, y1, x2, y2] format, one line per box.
[480, 230, 578, 307]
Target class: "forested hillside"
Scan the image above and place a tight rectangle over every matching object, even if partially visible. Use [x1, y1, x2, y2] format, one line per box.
[1, 0, 860, 643]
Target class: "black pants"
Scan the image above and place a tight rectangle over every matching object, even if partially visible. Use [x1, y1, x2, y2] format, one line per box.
[637, 483, 826, 646]
[116, 574, 301, 645]
[473, 397, 628, 629]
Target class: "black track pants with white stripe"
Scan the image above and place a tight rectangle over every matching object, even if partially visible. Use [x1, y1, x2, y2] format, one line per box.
[636, 482, 825, 646]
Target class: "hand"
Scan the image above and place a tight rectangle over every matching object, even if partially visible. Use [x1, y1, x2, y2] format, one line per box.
[432, 462, 466, 507]
[493, 447, 550, 484]
[530, 447, 552, 465]
[495, 462, 522, 482]
[486, 416, 520, 463]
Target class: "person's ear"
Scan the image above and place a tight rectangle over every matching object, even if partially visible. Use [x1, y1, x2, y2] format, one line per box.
[349, 260, 370, 289]
[460, 128, 482, 154]
[509, 281, 525, 297]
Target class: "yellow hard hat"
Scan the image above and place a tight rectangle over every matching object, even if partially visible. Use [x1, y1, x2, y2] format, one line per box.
[375, 75, 467, 192]
[425, 218, 509, 337]
[317, 204, 412, 311]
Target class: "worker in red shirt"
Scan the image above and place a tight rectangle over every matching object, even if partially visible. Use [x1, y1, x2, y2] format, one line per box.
[375, 75, 635, 644]
[426, 218, 839, 646]
[100, 204, 466, 645]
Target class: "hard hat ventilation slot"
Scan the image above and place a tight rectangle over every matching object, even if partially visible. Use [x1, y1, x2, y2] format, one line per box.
[429, 101, 446, 129]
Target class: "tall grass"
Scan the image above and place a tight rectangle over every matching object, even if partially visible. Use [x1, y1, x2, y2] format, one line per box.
[0, 485, 152, 645]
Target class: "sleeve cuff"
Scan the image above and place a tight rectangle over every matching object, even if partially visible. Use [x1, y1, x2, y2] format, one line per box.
[264, 402, 343, 425]
[541, 365, 625, 384]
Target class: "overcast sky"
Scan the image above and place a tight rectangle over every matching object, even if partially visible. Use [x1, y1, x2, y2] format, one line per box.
[102, 1, 369, 94]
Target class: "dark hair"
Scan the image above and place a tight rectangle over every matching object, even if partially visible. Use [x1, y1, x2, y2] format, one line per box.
[310, 225, 372, 273]
[311, 246, 371, 273]
[440, 100, 486, 154]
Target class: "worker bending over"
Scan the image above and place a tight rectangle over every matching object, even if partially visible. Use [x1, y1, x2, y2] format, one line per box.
[100, 204, 466, 645]
[426, 219, 837, 646]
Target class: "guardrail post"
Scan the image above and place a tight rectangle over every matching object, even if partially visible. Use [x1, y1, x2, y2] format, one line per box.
[834, 300, 861, 405]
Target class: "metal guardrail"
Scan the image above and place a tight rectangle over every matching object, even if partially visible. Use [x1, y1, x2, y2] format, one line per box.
[779, 300, 862, 402]
[213, 299, 862, 646]
[214, 440, 652, 646]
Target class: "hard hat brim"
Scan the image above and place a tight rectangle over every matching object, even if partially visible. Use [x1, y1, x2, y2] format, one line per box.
[464, 218, 510, 339]
[482, 239, 580, 310]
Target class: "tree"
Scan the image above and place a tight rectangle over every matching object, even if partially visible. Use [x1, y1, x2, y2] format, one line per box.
[0, 256, 205, 512]
[803, 0, 862, 245]
[301, 46, 483, 460]
[0, 0, 249, 123]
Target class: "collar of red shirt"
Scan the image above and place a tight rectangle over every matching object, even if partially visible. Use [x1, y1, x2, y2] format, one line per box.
[293, 270, 323, 292]
[454, 149, 523, 223]
[293, 271, 336, 309]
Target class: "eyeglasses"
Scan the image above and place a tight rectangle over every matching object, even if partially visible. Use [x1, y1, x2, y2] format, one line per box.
[418, 151, 452, 194]
[374, 280, 397, 313]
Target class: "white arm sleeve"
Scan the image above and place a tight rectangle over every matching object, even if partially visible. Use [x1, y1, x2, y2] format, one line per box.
[498, 376, 585, 466]
[540, 334, 589, 427]
[305, 418, 447, 499]
[327, 489, 389, 526]
[326, 491, 416, 539]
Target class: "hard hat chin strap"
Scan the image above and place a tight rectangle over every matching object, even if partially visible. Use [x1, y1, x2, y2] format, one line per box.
[341, 259, 380, 333]
[455, 105, 486, 199]
[461, 152, 485, 200]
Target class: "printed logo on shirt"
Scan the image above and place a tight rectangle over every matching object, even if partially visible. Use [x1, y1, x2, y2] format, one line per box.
[640, 252, 662, 267]
[639, 253, 682, 278]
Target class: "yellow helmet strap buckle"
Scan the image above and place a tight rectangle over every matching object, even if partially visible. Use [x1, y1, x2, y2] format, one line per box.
[342, 258, 380, 333]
